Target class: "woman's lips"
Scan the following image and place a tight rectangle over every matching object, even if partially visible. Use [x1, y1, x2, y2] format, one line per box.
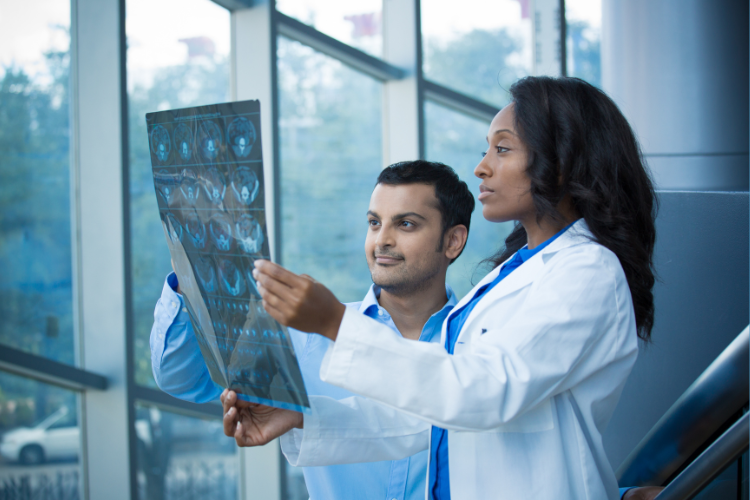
[478, 185, 494, 201]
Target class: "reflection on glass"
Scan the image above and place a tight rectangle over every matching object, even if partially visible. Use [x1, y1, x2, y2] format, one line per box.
[421, 0, 532, 107]
[135, 404, 237, 500]
[278, 37, 383, 303]
[0, 372, 81, 498]
[425, 102, 513, 299]
[126, 0, 231, 386]
[566, 0, 602, 87]
[276, 0, 382, 57]
[0, 1, 74, 364]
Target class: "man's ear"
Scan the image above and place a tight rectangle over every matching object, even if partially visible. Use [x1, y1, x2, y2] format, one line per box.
[443, 225, 468, 261]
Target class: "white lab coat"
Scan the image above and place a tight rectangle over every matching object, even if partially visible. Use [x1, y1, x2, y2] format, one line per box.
[281, 220, 638, 500]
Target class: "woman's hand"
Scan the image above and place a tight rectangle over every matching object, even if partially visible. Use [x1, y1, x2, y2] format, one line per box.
[221, 389, 303, 447]
[252, 260, 345, 341]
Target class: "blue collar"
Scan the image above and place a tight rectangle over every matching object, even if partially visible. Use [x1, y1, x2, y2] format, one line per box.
[514, 220, 579, 264]
[359, 283, 458, 320]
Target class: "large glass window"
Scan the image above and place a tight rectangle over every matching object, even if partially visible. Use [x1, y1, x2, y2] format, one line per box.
[566, 0, 602, 87]
[0, 1, 74, 364]
[278, 37, 383, 304]
[276, 0, 383, 57]
[134, 404, 238, 500]
[126, 0, 231, 387]
[0, 372, 81, 497]
[424, 102, 514, 299]
[421, 0, 532, 107]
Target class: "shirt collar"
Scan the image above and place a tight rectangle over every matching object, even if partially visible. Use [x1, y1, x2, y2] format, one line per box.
[516, 219, 580, 263]
[359, 283, 458, 319]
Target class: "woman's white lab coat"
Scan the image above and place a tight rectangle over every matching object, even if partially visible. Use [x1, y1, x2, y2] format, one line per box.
[281, 220, 638, 500]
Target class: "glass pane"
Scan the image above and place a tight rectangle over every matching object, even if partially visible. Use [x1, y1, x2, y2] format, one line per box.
[0, 372, 81, 499]
[276, 0, 382, 57]
[0, 1, 74, 364]
[278, 37, 383, 303]
[134, 404, 237, 500]
[566, 0, 602, 87]
[425, 102, 514, 299]
[126, 0, 231, 387]
[421, 0, 533, 107]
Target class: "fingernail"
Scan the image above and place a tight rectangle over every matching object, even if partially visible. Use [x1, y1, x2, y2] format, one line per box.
[226, 407, 235, 417]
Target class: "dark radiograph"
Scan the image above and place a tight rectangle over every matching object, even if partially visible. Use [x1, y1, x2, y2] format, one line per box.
[174, 123, 193, 162]
[165, 213, 182, 243]
[155, 169, 180, 205]
[235, 213, 265, 254]
[185, 213, 207, 250]
[150, 125, 171, 163]
[197, 120, 222, 161]
[218, 258, 246, 297]
[194, 256, 217, 293]
[227, 117, 257, 158]
[230, 167, 259, 206]
[209, 213, 233, 252]
[202, 168, 226, 206]
[147, 100, 309, 413]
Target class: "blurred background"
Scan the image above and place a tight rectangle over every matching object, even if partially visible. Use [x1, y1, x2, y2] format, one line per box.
[0, 0, 747, 498]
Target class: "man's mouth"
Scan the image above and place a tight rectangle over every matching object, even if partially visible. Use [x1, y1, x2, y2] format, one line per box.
[374, 255, 403, 265]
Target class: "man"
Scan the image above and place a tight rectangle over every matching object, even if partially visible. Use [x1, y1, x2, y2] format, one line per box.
[153, 160, 660, 500]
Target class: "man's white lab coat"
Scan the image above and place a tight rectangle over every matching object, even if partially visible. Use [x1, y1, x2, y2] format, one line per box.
[281, 220, 638, 500]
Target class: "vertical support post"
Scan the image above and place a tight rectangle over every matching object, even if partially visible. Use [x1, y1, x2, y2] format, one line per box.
[232, 3, 284, 500]
[382, 0, 424, 165]
[70, 0, 130, 498]
[532, 0, 563, 76]
[232, 1, 282, 264]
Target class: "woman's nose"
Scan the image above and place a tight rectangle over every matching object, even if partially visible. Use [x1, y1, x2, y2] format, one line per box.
[474, 156, 491, 179]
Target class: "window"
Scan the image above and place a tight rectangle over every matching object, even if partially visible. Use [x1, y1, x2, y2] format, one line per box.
[277, 37, 383, 303]
[565, 0, 602, 87]
[0, 0, 74, 364]
[126, 0, 231, 387]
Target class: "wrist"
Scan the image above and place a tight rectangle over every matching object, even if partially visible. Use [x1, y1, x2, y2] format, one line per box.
[295, 413, 304, 429]
[323, 303, 346, 341]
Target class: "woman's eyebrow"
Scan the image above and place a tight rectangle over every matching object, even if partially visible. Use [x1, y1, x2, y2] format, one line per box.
[493, 128, 516, 137]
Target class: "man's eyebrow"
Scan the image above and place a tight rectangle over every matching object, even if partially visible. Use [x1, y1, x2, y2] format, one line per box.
[366, 210, 380, 218]
[392, 211, 427, 221]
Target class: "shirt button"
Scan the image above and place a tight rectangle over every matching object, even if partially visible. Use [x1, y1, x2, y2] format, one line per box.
[171, 301, 177, 308]
[378, 310, 384, 316]
[182, 308, 187, 313]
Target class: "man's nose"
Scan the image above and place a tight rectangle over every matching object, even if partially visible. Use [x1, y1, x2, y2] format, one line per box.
[375, 224, 396, 247]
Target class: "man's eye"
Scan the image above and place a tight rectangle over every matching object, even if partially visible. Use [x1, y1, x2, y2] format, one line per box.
[368, 219, 380, 226]
[401, 221, 414, 227]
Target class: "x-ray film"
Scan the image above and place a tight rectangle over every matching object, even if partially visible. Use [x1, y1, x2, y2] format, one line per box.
[146, 100, 310, 413]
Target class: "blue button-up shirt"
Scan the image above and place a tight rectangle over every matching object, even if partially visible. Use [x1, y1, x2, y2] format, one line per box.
[151, 273, 457, 500]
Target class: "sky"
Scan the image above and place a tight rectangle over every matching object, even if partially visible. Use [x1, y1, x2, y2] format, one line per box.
[0, 0, 601, 84]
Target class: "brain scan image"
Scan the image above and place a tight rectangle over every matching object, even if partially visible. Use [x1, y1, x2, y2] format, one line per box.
[209, 213, 233, 252]
[231, 167, 260, 206]
[174, 123, 193, 162]
[202, 168, 226, 206]
[164, 213, 182, 243]
[245, 265, 261, 298]
[218, 259, 246, 297]
[197, 120, 222, 161]
[194, 256, 217, 293]
[180, 168, 201, 205]
[235, 214, 265, 254]
[227, 117, 257, 158]
[185, 213, 206, 249]
[154, 169, 180, 205]
[150, 125, 171, 163]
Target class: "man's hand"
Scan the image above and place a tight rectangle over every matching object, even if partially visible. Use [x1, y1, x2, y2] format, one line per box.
[252, 260, 345, 341]
[220, 389, 303, 447]
[623, 486, 664, 500]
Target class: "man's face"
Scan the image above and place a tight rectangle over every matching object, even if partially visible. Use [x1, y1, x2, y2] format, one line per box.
[365, 183, 448, 295]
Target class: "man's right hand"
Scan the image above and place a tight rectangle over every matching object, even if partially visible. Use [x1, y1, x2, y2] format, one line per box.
[221, 389, 303, 447]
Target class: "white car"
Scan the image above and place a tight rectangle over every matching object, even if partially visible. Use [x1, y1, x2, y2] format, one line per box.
[0, 406, 79, 465]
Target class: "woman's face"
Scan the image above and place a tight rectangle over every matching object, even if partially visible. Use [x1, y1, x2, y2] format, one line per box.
[474, 103, 535, 224]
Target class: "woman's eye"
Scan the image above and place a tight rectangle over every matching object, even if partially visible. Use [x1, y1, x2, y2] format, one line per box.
[496, 146, 509, 154]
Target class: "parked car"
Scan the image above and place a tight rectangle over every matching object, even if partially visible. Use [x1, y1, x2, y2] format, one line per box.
[0, 406, 78, 465]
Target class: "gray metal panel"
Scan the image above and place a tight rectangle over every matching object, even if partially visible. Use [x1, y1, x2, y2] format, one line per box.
[603, 191, 749, 470]
[602, 0, 749, 191]
[646, 154, 750, 191]
[0, 345, 108, 391]
[423, 80, 499, 124]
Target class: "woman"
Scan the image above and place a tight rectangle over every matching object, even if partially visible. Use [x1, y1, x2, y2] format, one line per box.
[233, 76, 657, 499]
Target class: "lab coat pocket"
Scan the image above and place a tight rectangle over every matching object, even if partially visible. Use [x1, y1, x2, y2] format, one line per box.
[489, 399, 555, 433]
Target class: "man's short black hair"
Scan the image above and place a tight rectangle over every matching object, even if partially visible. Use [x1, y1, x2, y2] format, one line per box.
[376, 160, 475, 263]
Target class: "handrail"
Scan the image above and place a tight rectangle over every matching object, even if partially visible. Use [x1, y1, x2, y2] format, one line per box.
[654, 412, 749, 500]
[617, 326, 749, 486]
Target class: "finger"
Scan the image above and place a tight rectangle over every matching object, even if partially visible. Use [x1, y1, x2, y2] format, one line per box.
[223, 406, 237, 437]
[222, 390, 237, 415]
[256, 273, 301, 306]
[220, 388, 228, 405]
[299, 274, 318, 284]
[235, 420, 259, 447]
[254, 260, 306, 289]
[262, 299, 292, 327]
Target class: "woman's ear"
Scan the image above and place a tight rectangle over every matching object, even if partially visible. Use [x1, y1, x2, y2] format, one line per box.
[444, 225, 469, 261]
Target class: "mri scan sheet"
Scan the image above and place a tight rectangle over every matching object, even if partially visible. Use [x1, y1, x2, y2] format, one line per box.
[147, 100, 310, 413]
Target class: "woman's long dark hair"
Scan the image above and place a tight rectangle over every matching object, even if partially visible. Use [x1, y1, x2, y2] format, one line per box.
[489, 76, 657, 341]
